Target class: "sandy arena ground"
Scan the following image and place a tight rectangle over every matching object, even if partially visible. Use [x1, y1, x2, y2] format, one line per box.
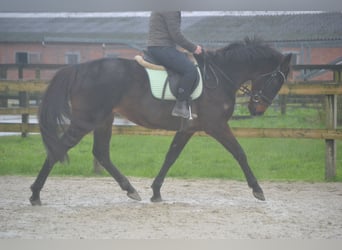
[0, 176, 342, 239]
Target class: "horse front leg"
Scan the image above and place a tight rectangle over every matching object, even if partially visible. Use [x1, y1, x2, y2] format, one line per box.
[151, 130, 194, 202]
[206, 124, 265, 201]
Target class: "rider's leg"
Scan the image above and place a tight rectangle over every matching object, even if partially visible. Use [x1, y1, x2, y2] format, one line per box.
[147, 46, 197, 119]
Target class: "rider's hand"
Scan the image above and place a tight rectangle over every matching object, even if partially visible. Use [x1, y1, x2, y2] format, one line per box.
[194, 45, 202, 55]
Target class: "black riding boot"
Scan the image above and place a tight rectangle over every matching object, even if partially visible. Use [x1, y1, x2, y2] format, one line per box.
[172, 87, 191, 119]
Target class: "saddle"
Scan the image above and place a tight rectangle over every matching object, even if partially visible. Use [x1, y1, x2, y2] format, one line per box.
[134, 51, 202, 101]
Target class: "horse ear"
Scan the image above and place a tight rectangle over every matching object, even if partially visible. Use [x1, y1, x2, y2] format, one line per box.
[280, 53, 292, 71]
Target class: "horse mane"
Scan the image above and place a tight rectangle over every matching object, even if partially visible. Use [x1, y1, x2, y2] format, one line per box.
[212, 37, 281, 65]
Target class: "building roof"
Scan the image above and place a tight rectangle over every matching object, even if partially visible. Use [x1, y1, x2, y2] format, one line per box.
[0, 12, 342, 48]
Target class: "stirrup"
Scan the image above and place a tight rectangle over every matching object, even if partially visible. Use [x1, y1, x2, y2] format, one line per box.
[172, 100, 190, 119]
[188, 104, 193, 120]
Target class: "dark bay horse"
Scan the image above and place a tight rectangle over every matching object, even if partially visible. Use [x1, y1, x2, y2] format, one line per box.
[30, 38, 291, 205]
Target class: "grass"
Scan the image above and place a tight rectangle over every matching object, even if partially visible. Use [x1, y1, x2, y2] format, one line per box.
[231, 105, 326, 128]
[0, 107, 341, 182]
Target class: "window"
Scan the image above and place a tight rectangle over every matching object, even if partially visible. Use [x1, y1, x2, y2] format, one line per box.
[15, 52, 41, 64]
[290, 53, 298, 65]
[28, 53, 40, 64]
[15, 52, 28, 64]
[65, 53, 80, 64]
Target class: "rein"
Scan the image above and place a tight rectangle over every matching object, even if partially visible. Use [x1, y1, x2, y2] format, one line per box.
[202, 51, 286, 105]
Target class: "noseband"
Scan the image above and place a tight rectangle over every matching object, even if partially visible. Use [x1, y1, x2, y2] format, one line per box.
[241, 66, 286, 105]
[202, 53, 286, 105]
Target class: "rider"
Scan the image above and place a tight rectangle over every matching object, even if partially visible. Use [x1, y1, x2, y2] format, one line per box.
[147, 11, 202, 119]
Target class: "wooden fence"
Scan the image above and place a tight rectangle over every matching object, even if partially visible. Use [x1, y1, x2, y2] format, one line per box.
[0, 63, 341, 180]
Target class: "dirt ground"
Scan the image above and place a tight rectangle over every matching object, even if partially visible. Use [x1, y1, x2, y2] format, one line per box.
[0, 176, 342, 239]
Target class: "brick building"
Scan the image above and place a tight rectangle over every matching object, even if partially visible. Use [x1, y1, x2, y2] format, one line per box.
[0, 11, 342, 81]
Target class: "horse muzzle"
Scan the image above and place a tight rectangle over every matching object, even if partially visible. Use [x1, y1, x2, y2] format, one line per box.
[248, 101, 268, 116]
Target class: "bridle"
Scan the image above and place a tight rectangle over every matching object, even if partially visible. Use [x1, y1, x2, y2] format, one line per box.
[242, 66, 286, 105]
[202, 52, 286, 105]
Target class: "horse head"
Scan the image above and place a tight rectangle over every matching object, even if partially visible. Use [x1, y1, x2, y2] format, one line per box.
[197, 38, 292, 117]
[248, 53, 292, 116]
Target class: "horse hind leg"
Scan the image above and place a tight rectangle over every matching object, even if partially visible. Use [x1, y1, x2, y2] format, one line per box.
[30, 157, 56, 205]
[92, 114, 141, 201]
[30, 122, 92, 206]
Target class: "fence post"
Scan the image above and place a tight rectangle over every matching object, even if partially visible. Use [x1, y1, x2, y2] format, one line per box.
[325, 69, 340, 180]
[18, 64, 29, 137]
[325, 95, 337, 180]
[0, 66, 8, 107]
[335, 69, 342, 126]
[279, 94, 287, 115]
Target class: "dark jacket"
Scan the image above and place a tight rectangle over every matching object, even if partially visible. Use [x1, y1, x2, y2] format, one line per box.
[147, 11, 197, 53]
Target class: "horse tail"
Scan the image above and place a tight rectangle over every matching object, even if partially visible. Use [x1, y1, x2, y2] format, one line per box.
[39, 66, 75, 163]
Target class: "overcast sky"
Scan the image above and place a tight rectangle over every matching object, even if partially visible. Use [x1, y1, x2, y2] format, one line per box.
[0, 0, 341, 12]
[0, 11, 329, 18]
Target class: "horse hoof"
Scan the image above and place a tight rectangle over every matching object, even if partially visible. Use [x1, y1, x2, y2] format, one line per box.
[30, 197, 42, 206]
[253, 191, 266, 201]
[150, 196, 163, 203]
[127, 190, 142, 201]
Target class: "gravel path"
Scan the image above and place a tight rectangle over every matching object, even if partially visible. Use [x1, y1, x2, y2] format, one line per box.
[1, 176, 342, 239]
